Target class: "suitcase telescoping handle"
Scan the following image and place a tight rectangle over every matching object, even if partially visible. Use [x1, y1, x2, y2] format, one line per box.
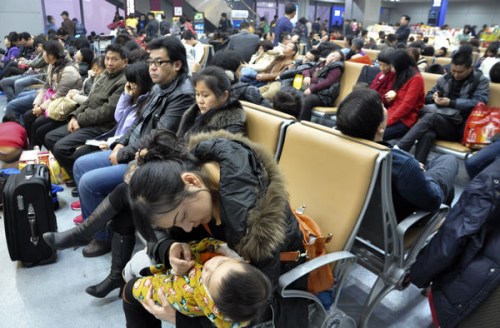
[27, 203, 39, 246]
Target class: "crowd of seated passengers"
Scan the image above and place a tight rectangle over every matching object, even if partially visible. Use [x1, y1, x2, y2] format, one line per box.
[3, 17, 500, 328]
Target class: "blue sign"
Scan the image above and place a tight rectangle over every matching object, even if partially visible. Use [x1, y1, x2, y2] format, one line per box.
[428, 0, 448, 27]
[330, 5, 345, 27]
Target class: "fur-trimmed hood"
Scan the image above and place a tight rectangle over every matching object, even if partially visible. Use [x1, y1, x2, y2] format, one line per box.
[187, 130, 291, 262]
[177, 99, 247, 138]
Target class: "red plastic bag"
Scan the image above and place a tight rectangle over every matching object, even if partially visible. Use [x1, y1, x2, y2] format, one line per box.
[107, 20, 125, 30]
[462, 103, 500, 149]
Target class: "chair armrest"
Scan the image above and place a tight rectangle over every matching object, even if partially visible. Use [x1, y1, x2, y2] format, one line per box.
[397, 205, 449, 268]
[279, 251, 355, 293]
[396, 210, 433, 238]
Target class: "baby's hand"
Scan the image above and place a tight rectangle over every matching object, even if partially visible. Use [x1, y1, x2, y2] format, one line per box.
[216, 244, 243, 260]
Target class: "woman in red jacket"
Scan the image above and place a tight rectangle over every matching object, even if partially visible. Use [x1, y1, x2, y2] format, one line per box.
[370, 49, 396, 108]
[383, 49, 425, 140]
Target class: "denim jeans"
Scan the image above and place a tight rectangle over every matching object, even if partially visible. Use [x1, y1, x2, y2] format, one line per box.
[73, 150, 128, 241]
[0, 75, 23, 101]
[5, 90, 37, 125]
[240, 67, 258, 83]
[0, 75, 43, 101]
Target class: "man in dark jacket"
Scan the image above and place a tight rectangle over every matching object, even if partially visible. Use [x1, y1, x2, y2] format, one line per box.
[218, 12, 232, 33]
[395, 15, 411, 44]
[397, 50, 490, 164]
[145, 12, 159, 39]
[45, 44, 128, 180]
[159, 14, 171, 35]
[336, 89, 458, 222]
[273, 3, 296, 47]
[410, 158, 500, 328]
[71, 37, 194, 257]
[227, 21, 260, 63]
[60, 11, 75, 36]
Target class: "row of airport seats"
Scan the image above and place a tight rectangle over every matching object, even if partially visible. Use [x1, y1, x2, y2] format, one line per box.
[310, 60, 500, 159]
[242, 100, 448, 327]
[363, 48, 455, 66]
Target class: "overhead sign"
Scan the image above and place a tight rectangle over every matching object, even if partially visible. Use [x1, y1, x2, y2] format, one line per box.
[126, 0, 135, 15]
[231, 10, 248, 19]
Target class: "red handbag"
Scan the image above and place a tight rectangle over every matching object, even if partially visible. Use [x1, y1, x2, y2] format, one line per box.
[462, 103, 500, 149]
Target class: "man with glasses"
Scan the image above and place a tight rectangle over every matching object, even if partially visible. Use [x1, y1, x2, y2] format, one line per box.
[69, 37, 194, 257]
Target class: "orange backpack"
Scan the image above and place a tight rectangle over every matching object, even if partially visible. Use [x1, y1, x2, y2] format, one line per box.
[281, 206, 334, 294]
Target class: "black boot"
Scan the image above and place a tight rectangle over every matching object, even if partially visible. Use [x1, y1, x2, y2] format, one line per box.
[82, 238, 111, 258]
[86, 233, 136, 298]
[43, 197, 118, 250]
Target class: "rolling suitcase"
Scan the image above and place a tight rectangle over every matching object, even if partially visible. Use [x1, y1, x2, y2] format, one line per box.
[3, 164, 57, 266]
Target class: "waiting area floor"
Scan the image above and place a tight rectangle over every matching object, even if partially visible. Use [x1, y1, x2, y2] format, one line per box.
[0, 94, 468, 327]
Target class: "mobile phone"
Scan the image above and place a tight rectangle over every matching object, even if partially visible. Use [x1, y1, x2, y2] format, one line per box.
[436, 91, 443, 97]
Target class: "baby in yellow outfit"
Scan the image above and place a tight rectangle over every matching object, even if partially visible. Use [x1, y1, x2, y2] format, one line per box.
[126, 238, 271, 327]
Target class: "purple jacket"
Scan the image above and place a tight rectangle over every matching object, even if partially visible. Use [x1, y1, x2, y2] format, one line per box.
[114, 92, 149, 137]
[2, 46, 20, 63]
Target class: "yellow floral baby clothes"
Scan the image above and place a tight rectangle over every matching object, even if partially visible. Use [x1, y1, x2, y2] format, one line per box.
[131, 238, 243, 328]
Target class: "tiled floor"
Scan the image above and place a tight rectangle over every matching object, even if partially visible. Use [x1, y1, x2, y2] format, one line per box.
[0, 94, 467, 327]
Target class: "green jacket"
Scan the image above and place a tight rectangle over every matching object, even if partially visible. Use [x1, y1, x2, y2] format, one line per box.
[69, 69, 126, 130]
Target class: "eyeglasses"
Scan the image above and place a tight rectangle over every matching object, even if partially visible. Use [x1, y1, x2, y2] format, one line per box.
[146, 59, 174, 67]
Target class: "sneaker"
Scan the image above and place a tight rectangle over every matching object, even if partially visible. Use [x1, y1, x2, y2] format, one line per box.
[73, 214, 83, 225]
[70, 200, 81, 211]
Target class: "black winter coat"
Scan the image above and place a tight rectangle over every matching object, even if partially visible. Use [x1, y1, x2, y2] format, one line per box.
[176, 99, 247, 138]
[115, 73, 194, 163]
[231, 83, 271, 108]
[151, 131, 307, 328]
[410, 158, 500, 328]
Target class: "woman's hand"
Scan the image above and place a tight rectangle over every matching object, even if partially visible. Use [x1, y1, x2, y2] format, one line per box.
[109, 144, 124, 165]
[303, 88, 312, 96]
[124, 82, 135, 96]
[169, 242, 194, 276]
[140, 286, 176, 323]
[32, 106, 43, 116]
[385, 90, 397, 103]
[302, 76, 311, 88]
